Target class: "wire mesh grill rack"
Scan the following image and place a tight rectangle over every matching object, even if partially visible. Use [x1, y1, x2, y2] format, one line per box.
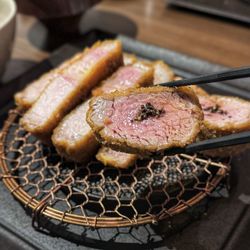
[0, 109, 229, 228]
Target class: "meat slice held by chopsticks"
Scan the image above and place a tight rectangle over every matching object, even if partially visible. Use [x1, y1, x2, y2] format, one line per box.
[93, 61, 153, 168]
[52, 62, 154, 162]
[20, 40, 123, 142]
[94, 60, 176, 168]
[96, 60, 176, 168]
[87, 86, 203, 154]
[15, 52, 82, 110]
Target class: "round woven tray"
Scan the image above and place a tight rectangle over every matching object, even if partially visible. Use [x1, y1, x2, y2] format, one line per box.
[0, 109, 229, 228]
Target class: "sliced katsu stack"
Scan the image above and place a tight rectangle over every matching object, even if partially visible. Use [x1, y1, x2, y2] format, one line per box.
[87, 86, 203, 154]
[94, 60, 177, 168]
[15, 52, 83, 110]
[16, 40, 179, 168]
[52, 61, 154, 163]
[15, 39, 250, 169]
[20, 40, 123, 142]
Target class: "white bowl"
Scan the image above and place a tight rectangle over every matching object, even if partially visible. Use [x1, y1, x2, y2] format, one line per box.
[0, 0, 16, 78]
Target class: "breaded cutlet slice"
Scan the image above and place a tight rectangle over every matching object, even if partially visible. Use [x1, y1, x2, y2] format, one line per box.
[21, 40, 123, 142]
[52, 100, 99, 162]
[52, 61, 154, 164]
[15, 52, 82, 110]
[87, 86, 203, 155]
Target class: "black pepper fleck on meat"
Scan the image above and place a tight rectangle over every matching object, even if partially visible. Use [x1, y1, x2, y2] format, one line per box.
[133, 102, 165, 122]
[204, 104, 227, 115]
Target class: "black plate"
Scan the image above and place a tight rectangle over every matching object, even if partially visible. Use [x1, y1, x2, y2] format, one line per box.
[0, 29, 250, 250]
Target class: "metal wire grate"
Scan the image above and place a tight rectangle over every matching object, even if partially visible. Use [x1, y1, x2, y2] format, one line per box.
[0, 109, 229, 228]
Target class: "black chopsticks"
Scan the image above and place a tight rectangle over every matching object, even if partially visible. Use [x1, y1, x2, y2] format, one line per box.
[165, 131, 250, 155]
[157, 66, 250, 155]
[159, 66, 250, 87]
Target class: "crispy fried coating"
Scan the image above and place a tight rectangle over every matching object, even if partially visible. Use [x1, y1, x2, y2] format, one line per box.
[21, 40, 123, 142]
[87, 86, 203, 154]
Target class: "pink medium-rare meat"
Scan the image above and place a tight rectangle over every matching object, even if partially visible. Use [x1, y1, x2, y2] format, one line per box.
[52, 101, 99, 162]
[189, 83, 250, 134]
[96, 147, 137, 169]
[153, 61, 175, 84]
[15, 52, 82, 110]
[93, 62, 154, 168]
[199, 94, 250, 157]
[199, 95, 250, 136]
[123, 56, 175, 85]
[52, 61, 154, 162]
[163, 78, 249, 157]
[188, 84, 250, 135]
[91, 62, 153, 96]
[94, 59, 174, 167]
[87, 86, 203, 154]
[92, 62, 153, 167]
[195, 93, 250, 157]
[20, 40, 123, 142]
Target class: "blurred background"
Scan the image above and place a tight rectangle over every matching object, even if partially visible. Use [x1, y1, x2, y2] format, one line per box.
[1, 0, 250, 84]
